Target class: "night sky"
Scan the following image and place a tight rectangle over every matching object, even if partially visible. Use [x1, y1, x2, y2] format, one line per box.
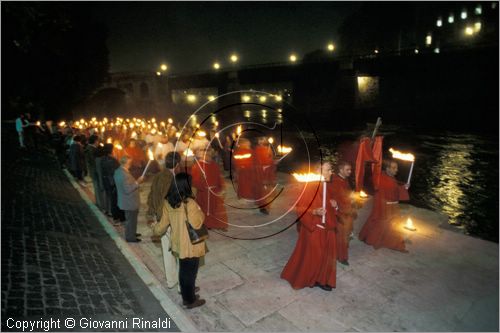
[91, 2, 359, 74]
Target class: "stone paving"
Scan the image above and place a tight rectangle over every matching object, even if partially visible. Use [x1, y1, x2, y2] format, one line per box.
[1, 131, 178, 331]
[101, 169, 499, 332]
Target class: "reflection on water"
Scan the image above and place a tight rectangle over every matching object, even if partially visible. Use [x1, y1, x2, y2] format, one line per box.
[431, 145, 473, 225]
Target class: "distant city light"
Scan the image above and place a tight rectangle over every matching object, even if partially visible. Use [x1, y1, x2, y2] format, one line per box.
[475, 4, 482, 15]
[230, 54, 238, 63]
[434, 47, 440, 54]
[213, 62, 220, 70]
[448, 14, 455, 23]
[425, 34, 432, 45]
[436, 18, 443, 27]
[289, 54, 297, 62]
[461, 10, 467, 19]
[327, 43, 335, 51]
[156, 71, 161, 76]
[474, 22, 482, 32]
[465, 26, 474, 35]
[160, 64, 168, 71]
[187, 94, 197, 103]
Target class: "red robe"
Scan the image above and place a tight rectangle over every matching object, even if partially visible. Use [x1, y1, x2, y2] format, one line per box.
[371, 136, 383, 190]
[191, 160, 228, 230]
[233, 147, 256, 200]
[355, 137, 374, 192]
[254, 145, 276, 207]
[281, 181, 337, 289]
[358, 172, 409, 252]
[330, 174, 354, 262]
[124, 146, 146, 168]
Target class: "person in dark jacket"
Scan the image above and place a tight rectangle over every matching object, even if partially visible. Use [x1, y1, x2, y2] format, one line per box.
[69, 135, 85, 185]
[84, 135, 104, 209]
[101, 144, 125, 223]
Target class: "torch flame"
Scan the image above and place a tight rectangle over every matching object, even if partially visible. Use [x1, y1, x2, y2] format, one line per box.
[359, 190, 368, 198]
[404, 217, 416, 231]
[292, 173, 325, 182]
[148, 148, 154, 160]
[277, 145, 292, 154]
[236, 125, 242, 135]
[114, 144, 123, 150]
[107, 138, 112, 144]
[268, 137, 274, 144]
[234, 153, 252, 160]
[389, 148, 415, 162]
[168, 118, 173, 124]
[59, 121, 66, 127]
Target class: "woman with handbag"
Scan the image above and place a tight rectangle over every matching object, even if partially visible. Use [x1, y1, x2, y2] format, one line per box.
[150, 172, 208, 309]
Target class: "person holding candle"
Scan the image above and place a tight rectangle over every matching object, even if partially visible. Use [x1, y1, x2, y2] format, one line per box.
[191, 148, 228, 231]
[358, 159, 410, 252]
[147, 152, 181, 287]
[281, 162, 338, 291]
[254, 137, 276, 215]
[114, 155, 145, 242]
[330, 161, 356, 266]
[124, 139, 146, 179]
[232, 138, 256, 200]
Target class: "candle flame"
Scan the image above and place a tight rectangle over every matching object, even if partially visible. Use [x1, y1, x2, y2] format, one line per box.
[107, 138, 112, 144]
[183, 148, 194, 157]
[131, 131, 137, 139]
[359, 190, 368, 198]
[197, 130, 206, 137]
[215, 133, 220, 138]
[36, 121, 41, 126]
[114, 144, 123, 150]
[168, 118, 173, 124]
[268, 137, 274, 144]
[59, 121, 66, 127]
[277, 145, 292, 154]
[234, 153, 252, 159]
[236, 125, 242, 135]
[175, 132, 181, 138]
[292, 173, 325, 182]
[404, 217, 416, 231]
[389, 148, 415, 162]
[148, 148, 154, 160]
[101, 127, 105, 133]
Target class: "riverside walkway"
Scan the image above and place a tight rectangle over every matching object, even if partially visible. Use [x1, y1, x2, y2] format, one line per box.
[80, 168, 499, 332]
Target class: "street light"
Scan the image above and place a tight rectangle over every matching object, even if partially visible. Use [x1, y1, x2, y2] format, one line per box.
[230, 54, 238, 63]
[289, 54, 297, 62]
[213, 62, 220, 70]
[160, 64, 168, 71]
[156, 71, 161, 76]
[327, 43, 335, 51]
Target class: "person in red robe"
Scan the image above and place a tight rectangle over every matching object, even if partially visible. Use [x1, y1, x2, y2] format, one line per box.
[232, 138, 256, 200]
[281, 162, 337, 291]
[191, 148, 228, 231]
[124, 139, 146, 179]
[358, 159, 409, 252]
[329, 161, 356, 266]
[253, 137, 276, 215]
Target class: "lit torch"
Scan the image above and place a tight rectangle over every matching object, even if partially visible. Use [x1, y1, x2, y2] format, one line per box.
[183, 148, 195, 157]
[389, 148, 415, 185]
[292, 172, 327, 224]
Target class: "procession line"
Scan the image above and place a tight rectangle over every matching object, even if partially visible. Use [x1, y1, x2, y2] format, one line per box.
[63, 170, 198, 332]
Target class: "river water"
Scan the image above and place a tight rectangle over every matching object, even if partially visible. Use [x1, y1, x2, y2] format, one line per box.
[272, 126, 499, 243]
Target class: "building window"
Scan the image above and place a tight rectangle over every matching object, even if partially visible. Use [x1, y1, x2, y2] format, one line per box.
[425, 34, 432, 45]
[436, 18, 443, 27]
[492, 2, 497, 9]
[434, 47, 440, 54]
[475, 4, 482, 14]
[461, 10, 468, 19]
[448, 14, 455, 23]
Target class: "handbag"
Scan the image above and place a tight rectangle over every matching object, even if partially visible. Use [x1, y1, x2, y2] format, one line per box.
[184, 201, 209, 245]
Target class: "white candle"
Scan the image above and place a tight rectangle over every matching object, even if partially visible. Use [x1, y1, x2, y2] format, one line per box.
[322, 181, 326, 224]
[141, 160, 152, 178]
[407, 161, 415, 185]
